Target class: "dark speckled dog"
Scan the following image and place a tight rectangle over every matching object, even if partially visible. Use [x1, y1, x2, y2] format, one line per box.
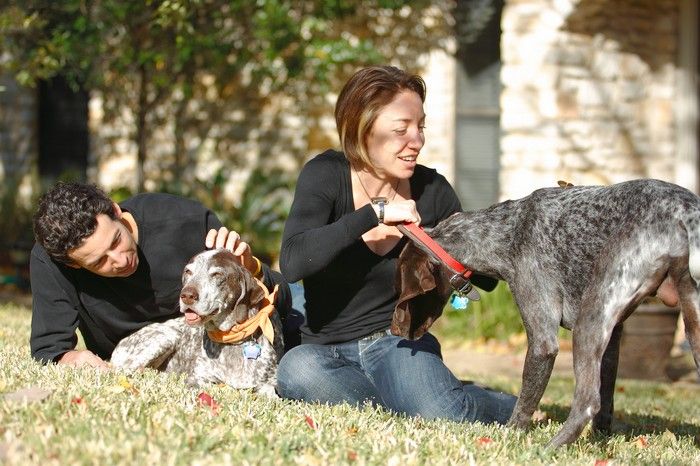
[394, 179, 700, 447]
[111, 249, 283, 397]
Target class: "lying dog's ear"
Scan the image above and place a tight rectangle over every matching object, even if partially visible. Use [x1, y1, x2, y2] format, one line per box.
[392, 242, 445, 340]
[213, 249, 266, 311]
[241, 269, 266, 308]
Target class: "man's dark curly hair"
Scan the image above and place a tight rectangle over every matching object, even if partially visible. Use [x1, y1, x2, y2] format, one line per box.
[33, 182, 117, 264]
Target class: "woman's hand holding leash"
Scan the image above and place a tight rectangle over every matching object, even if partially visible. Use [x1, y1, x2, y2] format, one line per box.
[378, 199, 421, 226]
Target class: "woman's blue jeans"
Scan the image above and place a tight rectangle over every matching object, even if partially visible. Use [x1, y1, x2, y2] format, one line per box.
[277, 329, 516, 425]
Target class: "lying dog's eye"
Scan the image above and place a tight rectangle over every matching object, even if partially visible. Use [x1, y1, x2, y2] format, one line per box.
[210, 271, 223, 279]
[182, 269, 192, 282]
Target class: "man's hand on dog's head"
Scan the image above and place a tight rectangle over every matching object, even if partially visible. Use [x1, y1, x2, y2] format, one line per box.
[205, 227, 257, 276]
[57, 349, 110, 370]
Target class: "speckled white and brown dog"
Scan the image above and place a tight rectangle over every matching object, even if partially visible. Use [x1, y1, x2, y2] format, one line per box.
[394, 179, 700, 447]
[111, 248, 284, 397]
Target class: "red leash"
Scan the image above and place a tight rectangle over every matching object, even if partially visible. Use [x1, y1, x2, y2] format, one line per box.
[397, 222, 479, 299]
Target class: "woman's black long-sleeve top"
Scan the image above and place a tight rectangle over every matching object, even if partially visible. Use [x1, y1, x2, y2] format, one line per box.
[279, 150, 463, 344]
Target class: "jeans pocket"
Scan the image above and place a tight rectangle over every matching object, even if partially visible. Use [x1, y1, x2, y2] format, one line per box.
[358, 338, 379, 356]
[358, 329, 392, 357]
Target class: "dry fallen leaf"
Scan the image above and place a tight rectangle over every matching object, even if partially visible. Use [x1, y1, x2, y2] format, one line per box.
[475, 437, 494, 448]
[196, 391, 220, 415]
[117, 375, 139, 394]
[3, 387, 53, 404]
[633, 436, 649, 448]
[304, 415, 317, 430]
[117, 375, 132, 389]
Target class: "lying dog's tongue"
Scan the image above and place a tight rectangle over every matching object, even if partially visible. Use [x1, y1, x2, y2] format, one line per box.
[183, 309, 202, 325]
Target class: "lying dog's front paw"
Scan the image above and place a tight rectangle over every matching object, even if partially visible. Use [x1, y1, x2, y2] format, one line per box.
[257, 384, 279, 399]
[185, 374, 205, 388]
[110, 350, 144, 372]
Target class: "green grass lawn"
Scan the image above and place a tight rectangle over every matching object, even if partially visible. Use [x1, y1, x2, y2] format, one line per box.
[1, 301, 698, 465]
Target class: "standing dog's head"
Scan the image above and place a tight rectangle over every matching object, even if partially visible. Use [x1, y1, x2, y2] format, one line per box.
[179, 249, 266, 331]
[392, 241, 455, 340]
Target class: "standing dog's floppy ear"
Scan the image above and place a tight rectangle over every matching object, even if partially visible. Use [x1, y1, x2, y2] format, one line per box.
[393, 242, 446, 340]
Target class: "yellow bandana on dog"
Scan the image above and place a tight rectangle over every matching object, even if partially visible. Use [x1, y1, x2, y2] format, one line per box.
[207, 279, 278, 345]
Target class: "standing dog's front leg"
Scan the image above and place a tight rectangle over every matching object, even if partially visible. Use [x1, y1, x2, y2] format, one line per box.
[510, 331, 559, 428]
[508, 295, 561, 429]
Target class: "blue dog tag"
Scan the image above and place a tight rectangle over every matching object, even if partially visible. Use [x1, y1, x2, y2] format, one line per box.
[450, 293, 470, 310]
[243, 342, 262, 360]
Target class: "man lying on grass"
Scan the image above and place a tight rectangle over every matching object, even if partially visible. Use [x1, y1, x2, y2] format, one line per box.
[29, 181, 291, 369]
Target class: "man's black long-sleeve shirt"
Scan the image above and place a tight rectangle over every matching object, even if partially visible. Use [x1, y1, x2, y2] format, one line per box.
[30, 193, 289, 363]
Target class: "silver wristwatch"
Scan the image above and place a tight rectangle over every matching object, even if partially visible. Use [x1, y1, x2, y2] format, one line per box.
[371, 197, 388, 224]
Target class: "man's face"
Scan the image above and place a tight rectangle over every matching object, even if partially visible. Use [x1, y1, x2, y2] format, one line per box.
[67, 213, 139, 278]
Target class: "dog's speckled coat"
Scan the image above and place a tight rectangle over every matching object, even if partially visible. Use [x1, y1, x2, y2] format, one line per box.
[111, 249, 283, 397]
[394, 179, 700, 447]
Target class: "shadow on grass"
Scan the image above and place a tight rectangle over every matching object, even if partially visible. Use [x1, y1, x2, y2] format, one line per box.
[539, 402, 700, 446]
[0, 289, 32, 308]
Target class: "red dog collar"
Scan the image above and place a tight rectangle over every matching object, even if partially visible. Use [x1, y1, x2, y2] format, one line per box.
[398, 222, 480, 300]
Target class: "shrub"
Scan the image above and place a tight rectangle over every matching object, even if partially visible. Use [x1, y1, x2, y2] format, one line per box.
[433, 281, 523, 342]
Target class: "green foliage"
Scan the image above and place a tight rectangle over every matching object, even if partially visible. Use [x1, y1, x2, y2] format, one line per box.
[0, 1, 453, 190]
[110, 166, 294, 263]
[433, 282, 573, 345]
[2, 302, 699, 465]
[0, 175, 39, 250]
[222, 168, 295, 264]
[0, 175, 40, 289]
[433, 281, 524, 342]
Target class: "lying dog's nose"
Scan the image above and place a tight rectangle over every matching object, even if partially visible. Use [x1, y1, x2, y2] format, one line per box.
[180, 287, 199, 305]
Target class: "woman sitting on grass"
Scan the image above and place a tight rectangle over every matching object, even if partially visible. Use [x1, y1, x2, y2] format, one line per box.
[277, 65, 516, 424]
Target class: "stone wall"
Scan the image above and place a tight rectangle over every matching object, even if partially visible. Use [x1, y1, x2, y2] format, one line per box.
[89, 50, 458, 192]
[500, 0, 684, 199]
[420, 48, 457, 184]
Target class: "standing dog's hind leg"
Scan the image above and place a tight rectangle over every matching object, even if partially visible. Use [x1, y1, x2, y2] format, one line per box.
[550, 238, 673, 447]
[548, 293, 635, 448]
[549, 305, 611, 448]
[676, 275, 700, 378]
[592, 323, 622, 434]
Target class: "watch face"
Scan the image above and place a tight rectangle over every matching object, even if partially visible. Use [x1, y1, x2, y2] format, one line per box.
[371, 197, 388, 205]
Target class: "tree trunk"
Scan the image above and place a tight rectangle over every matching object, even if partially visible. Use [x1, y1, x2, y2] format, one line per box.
[135, 64, 148, 192]
[173, 98, 187, 184]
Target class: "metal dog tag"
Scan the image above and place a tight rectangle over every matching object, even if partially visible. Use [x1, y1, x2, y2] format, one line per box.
[243, 342, 262, 360]
[450, 293, 470, 310]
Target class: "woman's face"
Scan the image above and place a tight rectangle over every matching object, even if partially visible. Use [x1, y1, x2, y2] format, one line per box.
[365, 90, 425, 179]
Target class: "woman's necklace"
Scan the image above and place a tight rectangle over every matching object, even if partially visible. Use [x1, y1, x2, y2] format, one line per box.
[355, 170, 400, 204]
